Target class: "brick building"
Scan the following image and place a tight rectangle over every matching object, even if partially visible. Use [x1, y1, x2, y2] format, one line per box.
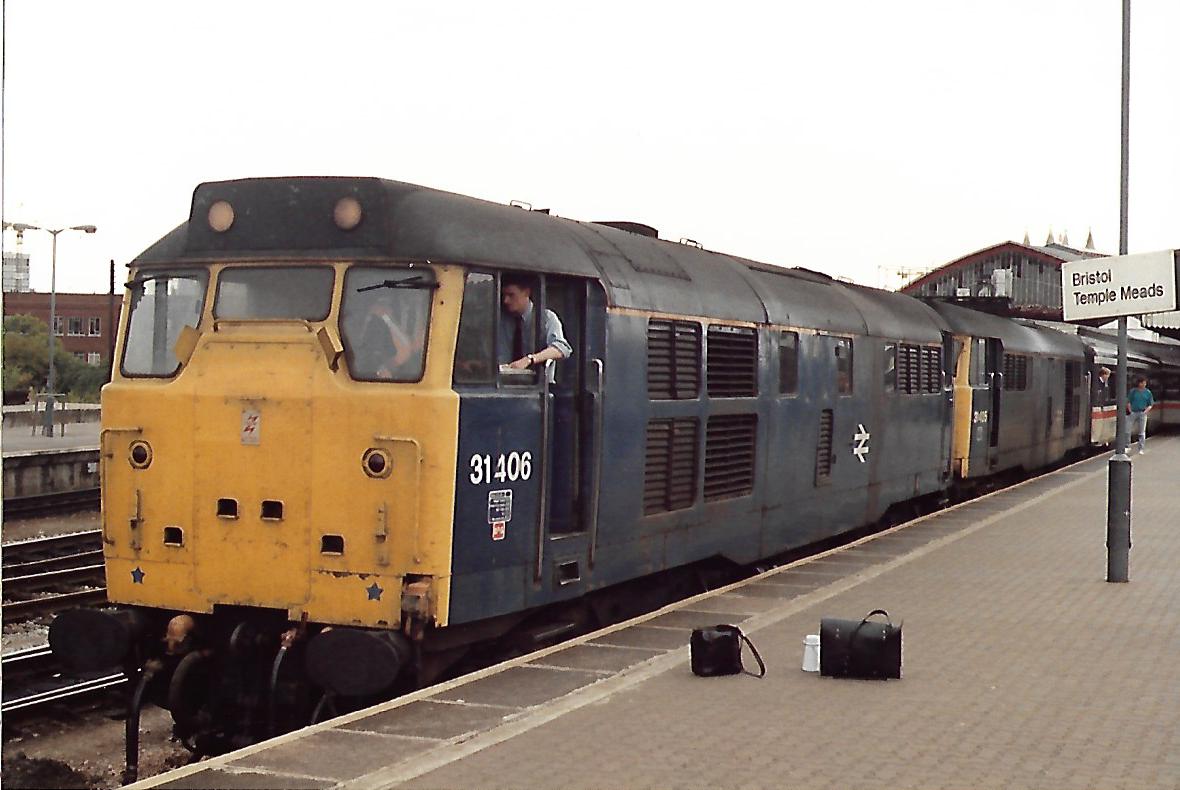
[3, 291, 120, 366]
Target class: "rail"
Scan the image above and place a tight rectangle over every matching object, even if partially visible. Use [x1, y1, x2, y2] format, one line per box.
[1, 646, 126, 715]
[2, 530, 108, 623]
[3, 529, 103, 566]
[2, 589, 108, 624]
[3, 487, 101, 519]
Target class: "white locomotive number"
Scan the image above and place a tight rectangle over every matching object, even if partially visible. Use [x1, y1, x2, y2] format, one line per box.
[469, 452, 533, 485]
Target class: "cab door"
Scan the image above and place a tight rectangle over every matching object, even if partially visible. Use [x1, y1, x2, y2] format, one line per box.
[536, 275, 607, 601]
[449, 270, 606, 625]
[811, 333, 866, 532]
[965, 336, 999, 476]
[988, 338, 1003, 452]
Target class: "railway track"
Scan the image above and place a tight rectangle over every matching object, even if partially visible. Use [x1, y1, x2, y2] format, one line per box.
[3, 529, 103, 565]
[3, 487, 101, 519]
[1, 645, 127, 715]
[2, 535, 120, 713]
[3, 530, 107, 624]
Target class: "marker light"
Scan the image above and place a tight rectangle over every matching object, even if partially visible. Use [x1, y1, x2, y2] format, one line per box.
[208, 201, 235, 232]
[129, 441, 153, 469]
[363, 448, 391, 478]
[334, 197, 363, 231]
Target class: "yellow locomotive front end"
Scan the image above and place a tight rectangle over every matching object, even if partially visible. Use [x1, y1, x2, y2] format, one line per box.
[101, 261, 462, 634]
[47, 179, 486, 764]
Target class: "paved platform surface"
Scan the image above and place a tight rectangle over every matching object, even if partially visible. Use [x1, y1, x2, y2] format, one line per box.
[1, 422, 100, 455]
[132, 437, 1180, 790]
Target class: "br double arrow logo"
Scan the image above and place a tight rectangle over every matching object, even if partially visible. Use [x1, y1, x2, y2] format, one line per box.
[852, 424, 871, 463]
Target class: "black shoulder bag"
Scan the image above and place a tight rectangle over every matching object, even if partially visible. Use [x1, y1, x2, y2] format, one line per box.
[690, 624, 766, 678]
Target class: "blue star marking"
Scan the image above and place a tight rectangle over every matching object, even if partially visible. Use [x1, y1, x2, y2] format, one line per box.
[366, 582, 384, 601]
[130, 566, 146, 584]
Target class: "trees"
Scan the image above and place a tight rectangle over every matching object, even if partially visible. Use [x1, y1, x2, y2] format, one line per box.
[2, 314, 108, 402]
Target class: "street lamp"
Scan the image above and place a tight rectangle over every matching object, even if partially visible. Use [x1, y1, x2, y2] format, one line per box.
[2, 221, 98, 436]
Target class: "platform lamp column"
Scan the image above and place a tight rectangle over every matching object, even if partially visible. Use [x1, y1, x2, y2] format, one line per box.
[2, 221, 99, 436]
[1107, 0, 1131, 583]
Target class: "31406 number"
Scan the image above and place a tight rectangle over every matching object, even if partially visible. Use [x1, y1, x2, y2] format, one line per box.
[469, 452, 533, 485]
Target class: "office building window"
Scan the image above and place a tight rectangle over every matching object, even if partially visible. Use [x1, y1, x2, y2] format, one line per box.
[86, 352, 102, 366]
[54, 317, 64, 336]
[68, 317, 84, 336]
[89, 317, 101, 336]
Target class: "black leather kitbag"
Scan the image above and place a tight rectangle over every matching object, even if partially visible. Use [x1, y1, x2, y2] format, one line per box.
[690, 624, 766, 678]
[819, 609, 902, 679]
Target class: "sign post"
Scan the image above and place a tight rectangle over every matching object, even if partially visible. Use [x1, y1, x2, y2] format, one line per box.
[1062, 249, 1179, 584]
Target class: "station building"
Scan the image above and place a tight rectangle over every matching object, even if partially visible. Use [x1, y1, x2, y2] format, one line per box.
[1141, 302, 1180, 343]
[900, 232, 1105, 322]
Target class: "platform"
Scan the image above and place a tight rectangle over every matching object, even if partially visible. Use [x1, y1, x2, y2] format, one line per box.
[131, 437, 1180, 790]
[0, 422, 100, 456]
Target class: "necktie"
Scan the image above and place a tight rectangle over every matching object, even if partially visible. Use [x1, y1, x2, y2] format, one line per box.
[513, 317, 524, 360]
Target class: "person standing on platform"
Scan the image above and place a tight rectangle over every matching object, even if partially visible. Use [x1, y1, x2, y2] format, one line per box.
[1128, 376, 1154, 454]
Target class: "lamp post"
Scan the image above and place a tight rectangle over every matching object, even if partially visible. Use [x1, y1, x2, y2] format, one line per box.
[2, 221, 98, 436]
[1107, 0, 1132, 583]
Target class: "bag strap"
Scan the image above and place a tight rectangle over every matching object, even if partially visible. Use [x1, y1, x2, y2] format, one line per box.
[738, 631, 766, 678]
[861, 609, 891, 626]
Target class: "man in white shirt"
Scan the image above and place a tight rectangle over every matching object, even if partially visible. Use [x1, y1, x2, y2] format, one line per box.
[499, 276, 572, 380]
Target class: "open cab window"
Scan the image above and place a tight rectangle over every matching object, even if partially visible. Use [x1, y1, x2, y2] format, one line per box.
[122, 269, 209, 377]
[453, 270, 539, 387]
[340, 266, 435, 382]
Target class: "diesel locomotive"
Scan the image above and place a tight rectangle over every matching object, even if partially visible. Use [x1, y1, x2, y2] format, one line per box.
[52, 176, 1166, 762]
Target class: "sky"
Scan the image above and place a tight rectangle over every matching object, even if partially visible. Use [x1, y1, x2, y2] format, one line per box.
[2, 1, 1177, 295]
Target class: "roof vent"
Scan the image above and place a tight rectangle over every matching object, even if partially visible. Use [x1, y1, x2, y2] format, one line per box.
[594, 221, 658, 238]
[509, 200, 550, 214]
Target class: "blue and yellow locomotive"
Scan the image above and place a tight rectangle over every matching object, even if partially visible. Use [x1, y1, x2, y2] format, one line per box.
[51, 176, 1097, 758]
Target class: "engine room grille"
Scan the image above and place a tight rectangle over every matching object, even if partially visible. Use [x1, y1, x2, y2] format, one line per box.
[1003, 354, 1029, 390]
[706, 325, 758, 397]
[815, 409, 834, 486]
[647, 320, 701, 400]
[895, 344, 940, 394]
[704, 414, 757, 502]
[922, 346, 941, 393]
[897, 344, 921, 394]
[644, 418, 699, 514]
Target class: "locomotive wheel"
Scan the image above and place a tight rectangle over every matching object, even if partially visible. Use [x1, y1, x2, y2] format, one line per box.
[167, 651, 213, 739]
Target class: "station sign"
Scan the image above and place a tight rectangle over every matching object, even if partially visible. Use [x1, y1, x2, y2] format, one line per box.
[1061, 249, 1178, 322]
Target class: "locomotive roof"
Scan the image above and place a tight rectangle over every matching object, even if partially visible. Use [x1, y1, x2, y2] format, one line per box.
[133, 176, 938, 339]
[925, 300, 1087, 357]
[1077, 326, 1180, 369]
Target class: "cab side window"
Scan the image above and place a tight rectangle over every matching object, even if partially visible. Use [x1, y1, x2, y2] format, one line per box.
[835, 338, 853, 395]
[454, 272, 496, 384]
[779, 331, 799, 394]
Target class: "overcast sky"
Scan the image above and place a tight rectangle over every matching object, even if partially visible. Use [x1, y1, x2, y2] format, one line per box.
[2, 1, 1177, 295]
